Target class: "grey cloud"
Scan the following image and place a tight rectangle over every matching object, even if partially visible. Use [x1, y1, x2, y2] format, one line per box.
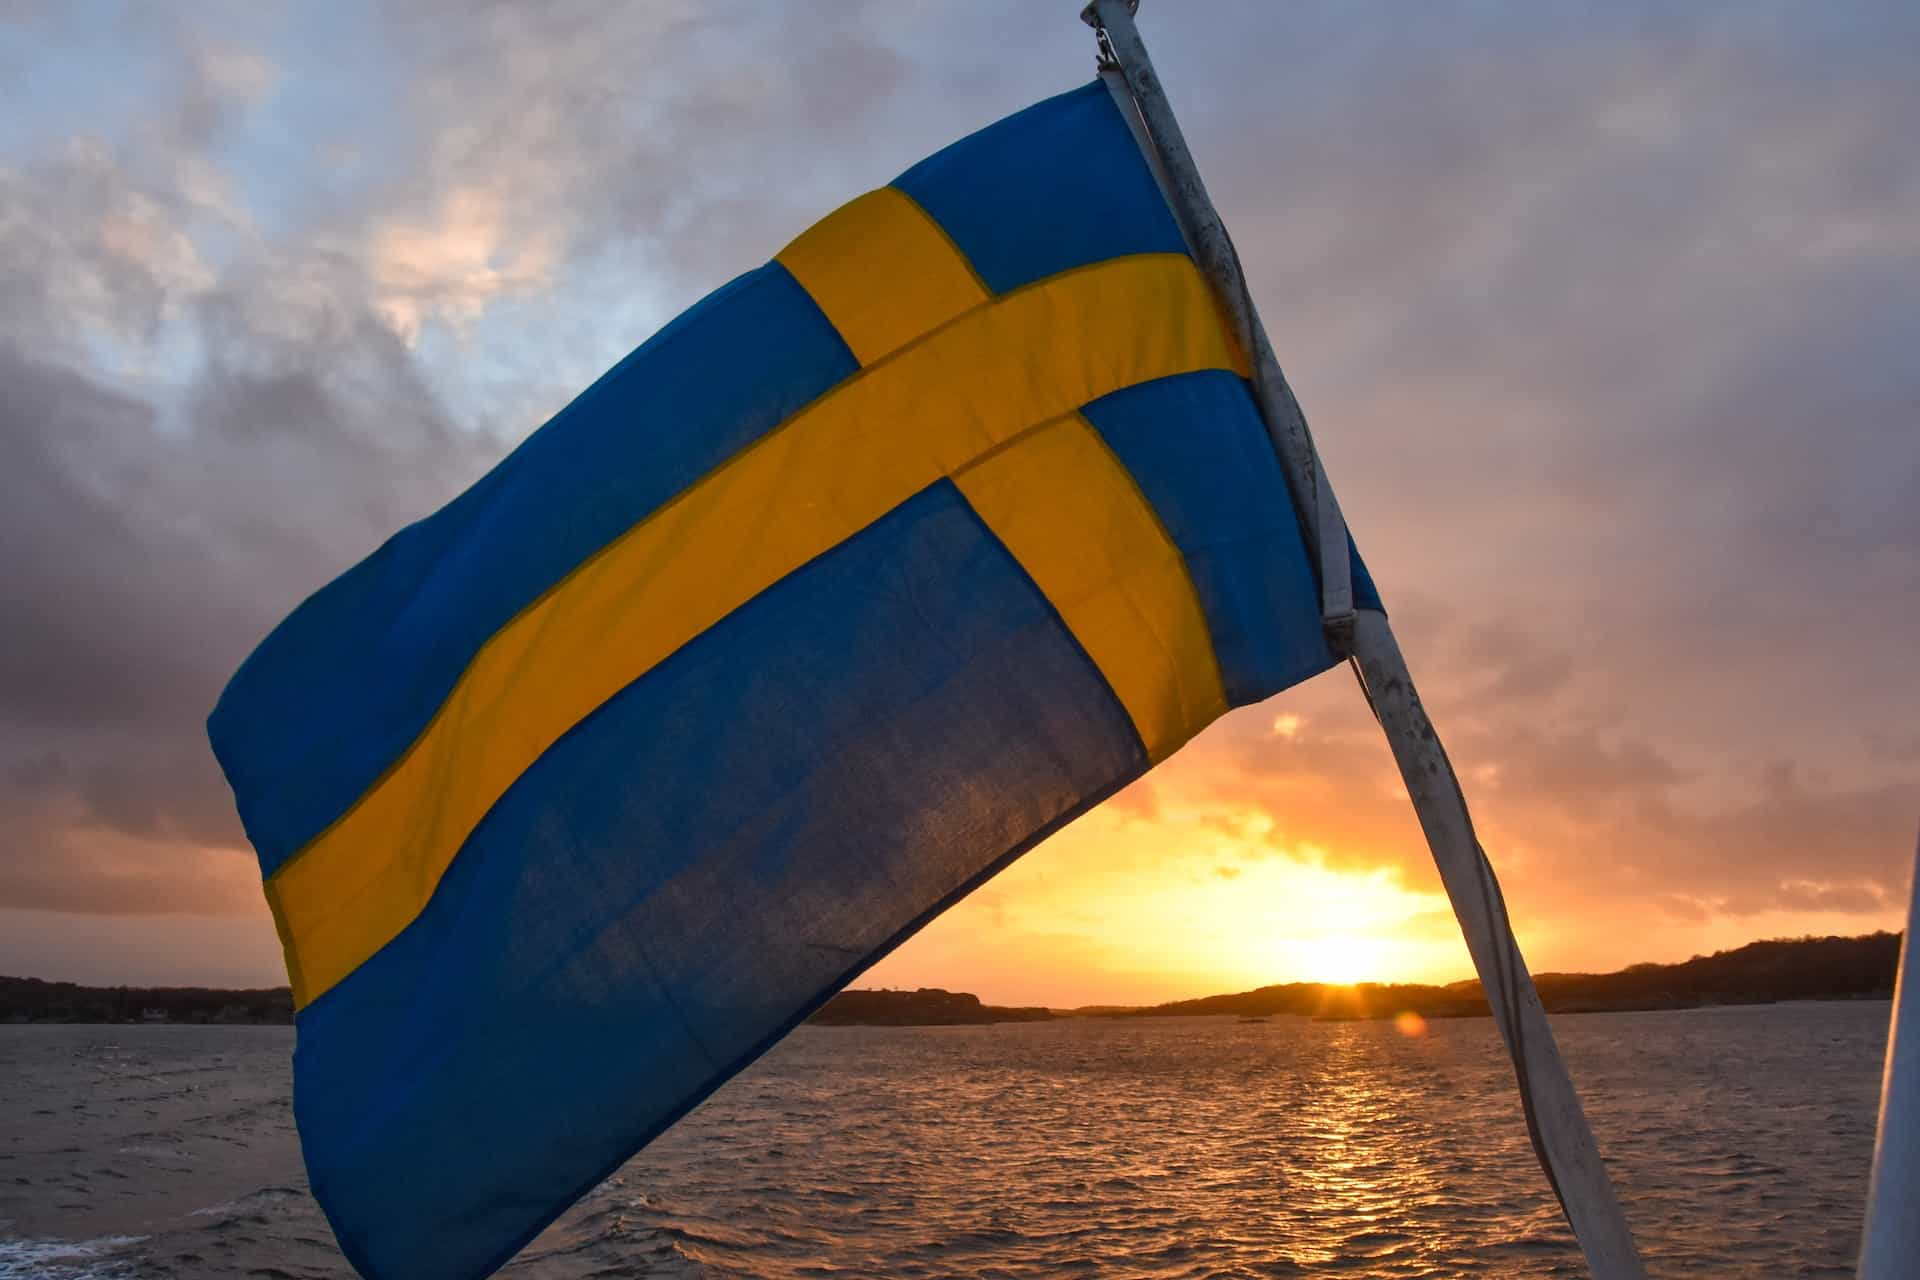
[1158, 597, 1913, 928]
[1133, 2, 1920, 927]
[0, 106, 495, 902]
[0, 326, 485, 865]
[349, 2, 930, 308]
[0, 2, 1915, 981]
[0, 815, 262, 917]
[0, 347, 202, 739]
[1870, 734, 1920, 765]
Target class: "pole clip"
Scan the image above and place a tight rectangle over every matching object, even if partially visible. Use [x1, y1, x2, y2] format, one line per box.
[1093, 25, 1118, 72]
[1323, 610, 1356, 657]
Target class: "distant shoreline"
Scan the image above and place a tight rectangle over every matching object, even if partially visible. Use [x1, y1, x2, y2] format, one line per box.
[1, 932, 1898, 1027]
[1086, 932, 1899, 1025]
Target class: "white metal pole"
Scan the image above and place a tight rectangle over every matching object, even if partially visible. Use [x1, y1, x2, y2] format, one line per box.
[1350, 611, 1646, 1280]
[1858, 830, 1920, 1279]
[1083, 4, 1646, 1277]
[1084, 1, 1352, 646]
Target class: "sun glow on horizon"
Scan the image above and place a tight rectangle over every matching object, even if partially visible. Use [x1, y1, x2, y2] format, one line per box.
[1222, 860, 1449, 989]
[1292, 932, 1394, 986]
[872, 792, 1475, 1007]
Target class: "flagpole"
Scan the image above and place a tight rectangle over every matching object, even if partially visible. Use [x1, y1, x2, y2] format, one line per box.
[1858, 831, 1920, 1279]
[1082, 4, 1646, 1277]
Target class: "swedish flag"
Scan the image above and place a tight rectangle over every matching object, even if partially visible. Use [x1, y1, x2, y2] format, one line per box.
[209, 81, 1378, 1280]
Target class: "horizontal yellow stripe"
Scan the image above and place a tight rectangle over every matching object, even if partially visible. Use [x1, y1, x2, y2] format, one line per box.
[953, 416, 1227, 761]
[270, 251, 1245, 1008]
[777, 188, 988, 363]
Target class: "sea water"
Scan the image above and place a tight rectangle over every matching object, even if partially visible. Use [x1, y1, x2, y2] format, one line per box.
[0, 1001, 1886, 1277]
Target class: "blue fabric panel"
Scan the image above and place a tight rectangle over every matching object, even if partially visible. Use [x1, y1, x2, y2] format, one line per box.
[292, 482, 1145, 1280]
[1081, 370, 1383, 706]
[208, 263, 858, 876]
[892, 81, 1187, 295]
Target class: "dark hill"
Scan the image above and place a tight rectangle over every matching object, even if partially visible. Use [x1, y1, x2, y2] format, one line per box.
[0, 975, 292, 1024]
[0, 934, 1897, 1026]
[806, 987, 1053, 1026]
[1525, 932, 1900, 1012]
[1125, 933, 1901, 1022]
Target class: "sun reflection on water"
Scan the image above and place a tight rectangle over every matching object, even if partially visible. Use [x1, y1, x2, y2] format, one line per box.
[1280, 1025, 1448, 1269]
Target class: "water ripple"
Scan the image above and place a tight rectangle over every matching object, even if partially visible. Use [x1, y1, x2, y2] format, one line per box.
[0, 1003, 1887, 1277]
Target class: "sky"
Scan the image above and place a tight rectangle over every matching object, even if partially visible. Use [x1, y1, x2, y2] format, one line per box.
[2, 1, 1915, 1007]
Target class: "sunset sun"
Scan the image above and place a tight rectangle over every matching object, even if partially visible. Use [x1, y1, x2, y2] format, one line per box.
[1300, 932, 1392, 986]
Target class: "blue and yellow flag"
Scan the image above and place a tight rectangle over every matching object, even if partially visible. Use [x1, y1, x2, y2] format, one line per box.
[210, 82, 1378, 1280]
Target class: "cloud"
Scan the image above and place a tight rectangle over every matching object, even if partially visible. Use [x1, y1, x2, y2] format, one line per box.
[0, 43, 497, 914]
[0, 314, 488, 889]
[1, 2, 1915, 993]
[369, 185, 561, 341]
[1093, 0, 1920, 950]
[0, 4, 935, 956]
[1133, 603, 1915, 956]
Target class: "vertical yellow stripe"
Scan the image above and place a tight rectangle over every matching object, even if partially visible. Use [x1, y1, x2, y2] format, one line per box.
[954, 416, 1227, 760]
[777, 188, 990, 363]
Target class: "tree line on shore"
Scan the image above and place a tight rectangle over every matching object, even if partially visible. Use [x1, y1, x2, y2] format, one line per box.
[0, 932, 1899, 1026]
[0, 975, 293, 1024]
[1111, 931, 1902, 1021]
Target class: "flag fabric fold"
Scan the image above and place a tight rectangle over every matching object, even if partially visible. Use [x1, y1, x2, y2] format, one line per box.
[209, 80, 1379, 1280]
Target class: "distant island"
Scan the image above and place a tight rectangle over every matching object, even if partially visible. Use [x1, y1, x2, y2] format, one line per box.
[0, 976, 293, 1025]
[0, 976, 1049, 1029]
[0, 933, 1899, 1026]
[808, 987, 1054, 1026]
[1114, 932, 1902, 1022]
